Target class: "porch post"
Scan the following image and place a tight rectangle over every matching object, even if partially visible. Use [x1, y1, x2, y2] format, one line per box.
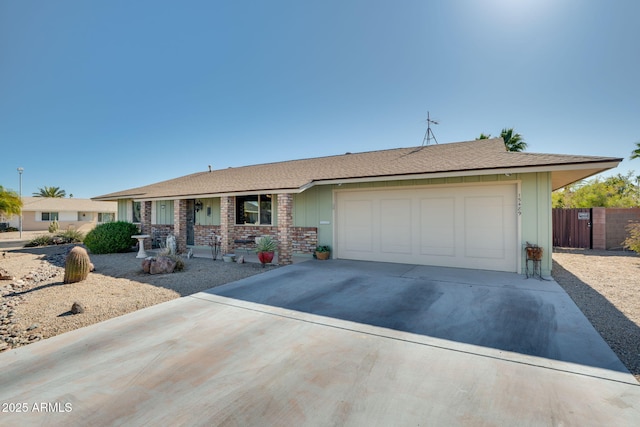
[174, 199, 188, 253]
[220, 196, 235, 255]
[277, 193, 293, 265]
[142, 201, 152, 250]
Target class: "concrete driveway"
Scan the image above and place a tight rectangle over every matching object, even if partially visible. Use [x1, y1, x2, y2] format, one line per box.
[0, 260, 638, 426]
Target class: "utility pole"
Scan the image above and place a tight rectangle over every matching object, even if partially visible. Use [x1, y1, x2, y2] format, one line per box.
[17, 167, 23, 239]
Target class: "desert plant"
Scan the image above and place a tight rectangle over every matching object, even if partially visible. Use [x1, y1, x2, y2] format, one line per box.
[48, 219, 59, 233]
[165, 253, 185, 271]
[56, 229, 84, 244]
[84, 221, 139, 254]
[255, 235, 277, 253]
[623, 222, 640, 253]
[64, 246, 93, 284]
[24, 235, 54, 247]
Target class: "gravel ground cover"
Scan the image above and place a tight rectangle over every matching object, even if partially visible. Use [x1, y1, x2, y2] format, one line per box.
[0, 243, 278, 351]
[552, 248, 640, 383]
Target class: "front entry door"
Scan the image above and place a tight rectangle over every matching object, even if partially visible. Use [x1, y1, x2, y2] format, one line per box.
[186, 200, 195, 246]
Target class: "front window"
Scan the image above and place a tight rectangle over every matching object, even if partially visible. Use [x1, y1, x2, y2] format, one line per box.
[98, 212, 115, 223]
[41, 212, 59, 221]
[236, 195, 272, 225]
[132, 201, 141, 223]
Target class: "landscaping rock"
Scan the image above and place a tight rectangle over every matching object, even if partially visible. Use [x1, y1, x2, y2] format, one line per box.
[71, 302, 85, 314]
[149, 256, 176, 275]
[142, 258, 153, 273]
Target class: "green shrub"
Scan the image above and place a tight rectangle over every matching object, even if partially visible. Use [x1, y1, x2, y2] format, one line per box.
[84, 221, 139, 254]
[623, 222, 640, 253]
[24, 235, 54, 247]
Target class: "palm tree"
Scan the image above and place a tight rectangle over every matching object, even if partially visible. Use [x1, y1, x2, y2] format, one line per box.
[33, 186, 66, 198]
[500, 128, 527, 152]
[0, 186, 22, 218]
[476, 129, 527, 151]
[630, 141, 640, 160]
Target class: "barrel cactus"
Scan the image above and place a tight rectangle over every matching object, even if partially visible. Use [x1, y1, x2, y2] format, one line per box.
[64, 246, 93, 284]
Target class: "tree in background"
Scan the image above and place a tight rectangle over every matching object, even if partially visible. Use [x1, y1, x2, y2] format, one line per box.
[0, 185, 22, 218]
[552, 172, 639, 208]
[33, 186, 66, 198]
[630, 140, 640, 160]
[476, 128, 528, 152]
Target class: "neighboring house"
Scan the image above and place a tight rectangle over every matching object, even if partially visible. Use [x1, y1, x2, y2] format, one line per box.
[7, 197, 117, 232]
[93, 138, 621, 275]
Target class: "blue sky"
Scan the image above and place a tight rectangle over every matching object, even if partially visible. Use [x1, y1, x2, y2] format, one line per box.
[1, 0, 639, 198]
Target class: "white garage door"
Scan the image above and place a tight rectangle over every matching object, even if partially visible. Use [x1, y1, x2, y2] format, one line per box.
[335, 184, 518, 272]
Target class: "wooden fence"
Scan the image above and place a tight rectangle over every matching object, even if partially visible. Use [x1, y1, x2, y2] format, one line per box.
[552, 208, 592, 248]
[553, 208, 640, 249]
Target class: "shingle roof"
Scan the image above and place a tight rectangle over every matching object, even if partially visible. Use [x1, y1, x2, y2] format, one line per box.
[21, 197, 117, 212]
[93, 138, 622, 200]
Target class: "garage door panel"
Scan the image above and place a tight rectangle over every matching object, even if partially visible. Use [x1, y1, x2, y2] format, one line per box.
[336, 185, 517, 272]
[420, 197, 455, 256]
[380, 198, 412, 254]
[464, 196, 505, 259]
[341, 199, 374, 252]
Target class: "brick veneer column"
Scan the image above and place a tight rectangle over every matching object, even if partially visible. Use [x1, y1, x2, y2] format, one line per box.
[277, 193, 293, 265]
[220, 196, 235, 254]
[174, 199, 187, 253]
[142, 201, 152, 250]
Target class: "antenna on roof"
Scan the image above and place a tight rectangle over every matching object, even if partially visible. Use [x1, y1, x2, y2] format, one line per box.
[421, 111, 439, 146]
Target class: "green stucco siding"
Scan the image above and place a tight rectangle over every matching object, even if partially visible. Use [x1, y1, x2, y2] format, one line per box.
[155, 200, 174, 225]
[195, 198, 221, 226]
[293, 172, 553, 275]
[519, 172, 553, 275]
[293, 186, 333, 246]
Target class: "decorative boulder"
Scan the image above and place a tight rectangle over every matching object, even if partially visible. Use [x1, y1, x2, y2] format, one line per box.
[142, 257, 153, 273]
[149, 256, 177, 275]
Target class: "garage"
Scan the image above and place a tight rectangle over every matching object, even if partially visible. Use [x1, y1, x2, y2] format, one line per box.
[335, 184, 518, 272]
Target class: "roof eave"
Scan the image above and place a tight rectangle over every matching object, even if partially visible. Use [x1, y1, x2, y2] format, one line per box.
[305, 160, 622, 189]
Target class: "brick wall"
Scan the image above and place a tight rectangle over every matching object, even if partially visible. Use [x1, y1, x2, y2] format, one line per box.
[277, 193, 293, 264]
[592, 208, 606, 250]
[174, 199, 187, 253]
[232, 226, 276, 251]
[141, 201, 152, 250]
[151, 224, 174, 248]
[605, 208, 640, 249]
[220, 196, 235, 254]
[194, 224, 221, 246]
[291, 227, 318, 254]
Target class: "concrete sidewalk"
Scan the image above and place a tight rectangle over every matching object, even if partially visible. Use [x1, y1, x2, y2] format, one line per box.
[0, 260, 638, 426]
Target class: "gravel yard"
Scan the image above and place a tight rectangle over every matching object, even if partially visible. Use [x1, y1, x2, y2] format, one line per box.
[0, 243, 278, 351]
[1, 237, 639, 383]
[552, 248, 640, 383]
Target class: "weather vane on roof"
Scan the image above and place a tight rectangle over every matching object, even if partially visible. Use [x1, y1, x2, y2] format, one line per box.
[422, 111, 439, 146]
